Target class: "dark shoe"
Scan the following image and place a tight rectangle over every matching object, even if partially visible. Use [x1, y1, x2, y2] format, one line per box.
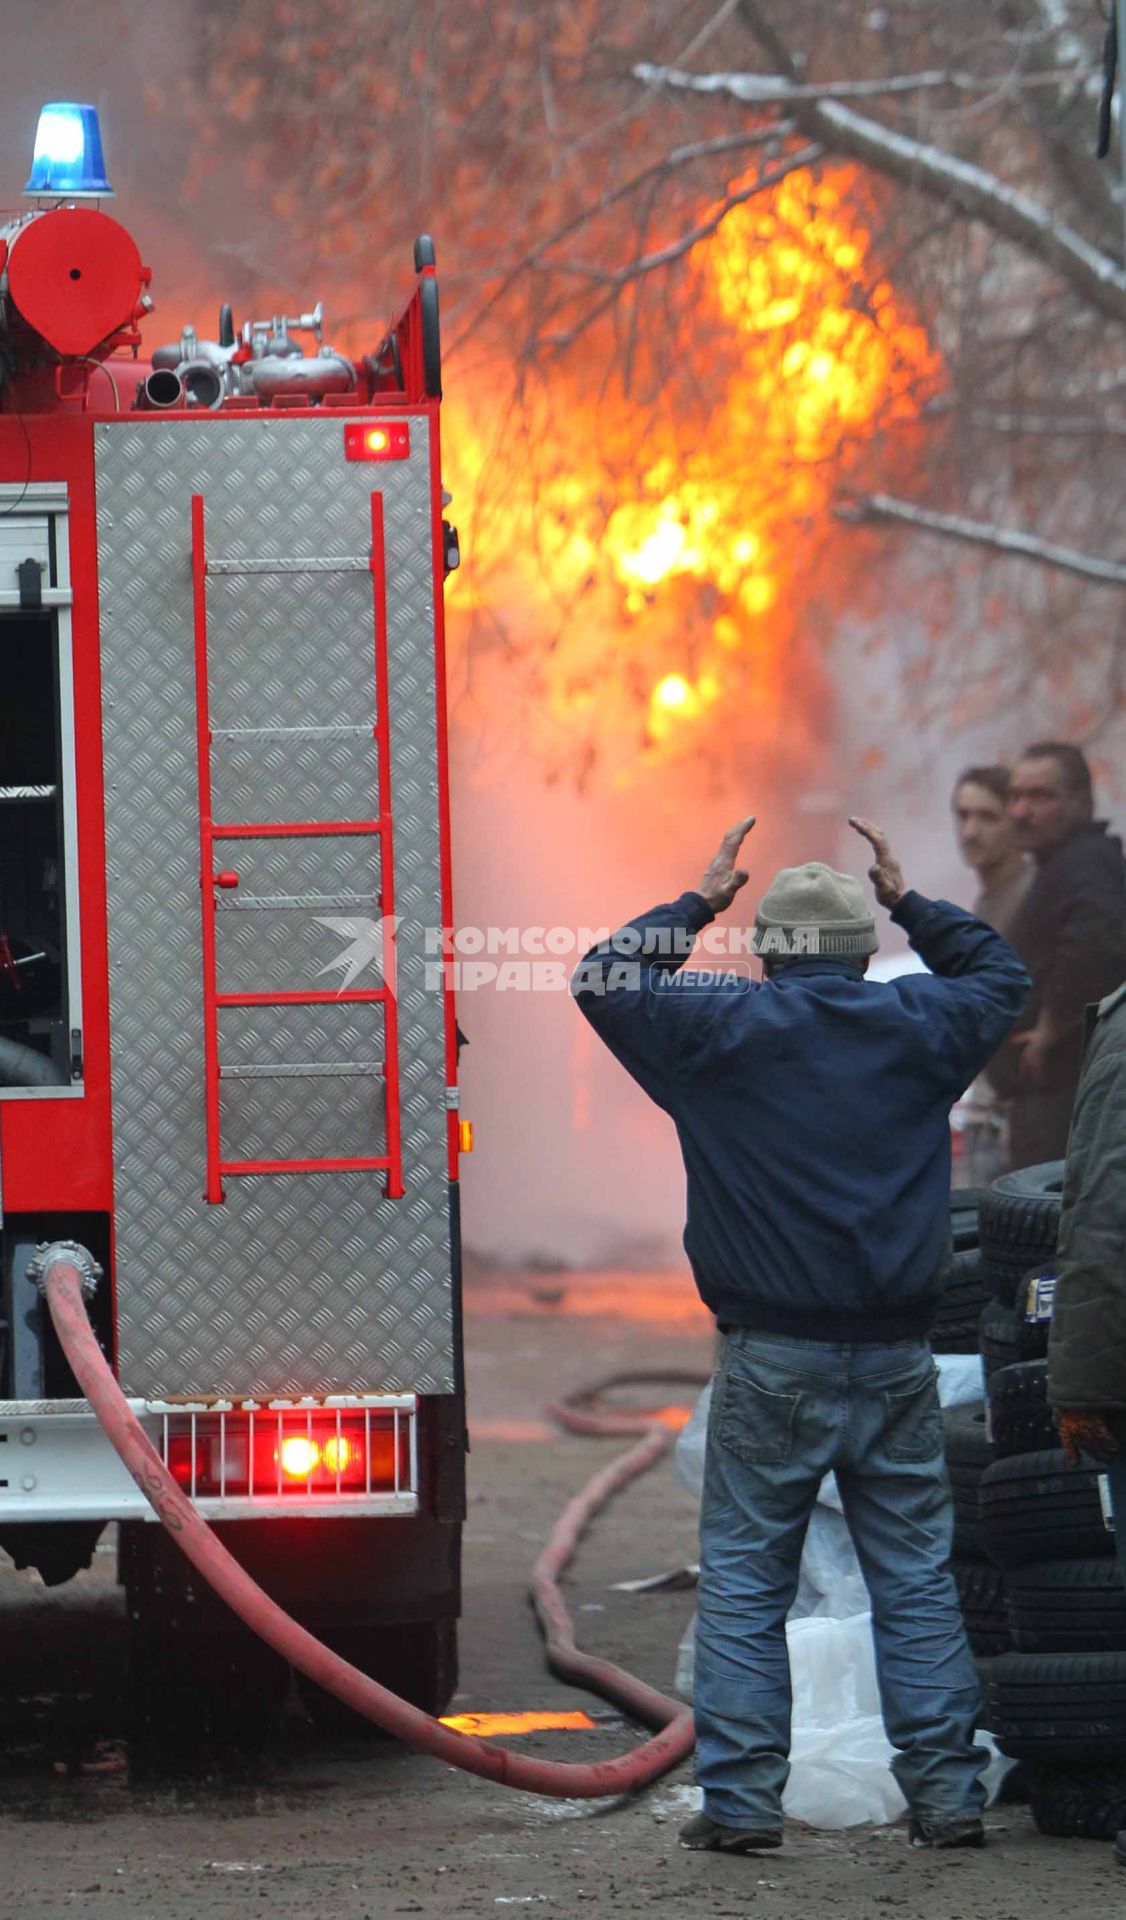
[679, 1812, 783, 1853]
[909, 1813, 985, 1850]
[1115, 1829, 1125, 1869]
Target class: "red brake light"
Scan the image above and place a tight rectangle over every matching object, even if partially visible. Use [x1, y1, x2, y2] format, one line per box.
[345, 420, 410, 462]
[165, 1413, 407, 1497]
[279, 1435, 320, 1478]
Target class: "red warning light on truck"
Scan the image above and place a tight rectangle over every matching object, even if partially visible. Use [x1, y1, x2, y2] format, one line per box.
[345, 420, 411, 461]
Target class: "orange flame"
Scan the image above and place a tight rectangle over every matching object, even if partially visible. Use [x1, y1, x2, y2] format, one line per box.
[651, 1404, 693, 1432]
[440, 1711, 597, 1737]
[444, 166, 939, 779]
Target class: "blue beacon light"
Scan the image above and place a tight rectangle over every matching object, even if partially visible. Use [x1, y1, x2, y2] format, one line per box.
[24, 103, 114, 198]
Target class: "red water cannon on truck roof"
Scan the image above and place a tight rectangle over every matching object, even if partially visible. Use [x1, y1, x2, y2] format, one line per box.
[0, 103, 467, 1726]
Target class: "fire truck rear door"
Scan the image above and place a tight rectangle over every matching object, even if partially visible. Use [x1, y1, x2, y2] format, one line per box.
[94, 417, 453, 1402]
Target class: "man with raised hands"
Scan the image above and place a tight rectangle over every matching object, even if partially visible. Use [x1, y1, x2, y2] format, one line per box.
[571, 815, 1028, 1855]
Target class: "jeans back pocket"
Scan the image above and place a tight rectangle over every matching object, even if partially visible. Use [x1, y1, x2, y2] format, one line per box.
[711, 1363, 799, 1466]
[883, 1368, 943, 1463]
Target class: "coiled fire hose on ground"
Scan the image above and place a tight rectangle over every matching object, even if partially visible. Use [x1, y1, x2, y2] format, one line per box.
[37, 1244, 709, 1798]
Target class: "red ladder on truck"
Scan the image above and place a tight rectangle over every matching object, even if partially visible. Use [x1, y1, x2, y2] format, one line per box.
[190, 491, 404, 1204]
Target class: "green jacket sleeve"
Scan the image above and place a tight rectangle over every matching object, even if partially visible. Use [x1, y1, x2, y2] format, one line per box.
[1047, 1001, 1126, 1414]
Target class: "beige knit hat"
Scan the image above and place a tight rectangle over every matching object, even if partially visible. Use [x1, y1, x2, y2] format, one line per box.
[752, 861, 878, 959]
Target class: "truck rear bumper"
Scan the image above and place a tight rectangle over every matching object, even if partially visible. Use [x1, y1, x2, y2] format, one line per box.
[0, 1396, 419, 1523]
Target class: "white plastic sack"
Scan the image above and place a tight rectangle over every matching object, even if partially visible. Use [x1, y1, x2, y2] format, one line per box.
[675, 1610, 1011, 1828]
[935, 1350, 987, 1410]
[671, 1354, 1010, 1827]
[673, 1375, 711, 1503]
[784, 1612, 908, 1827]
[792, 1504, 869, 1618]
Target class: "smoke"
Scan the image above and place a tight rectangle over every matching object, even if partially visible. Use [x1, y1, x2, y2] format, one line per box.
[451, 743, 839, 1271]
[0, 24, 927, 1272]
[7, 9, 1122, 1274]
[0, 3, 200, 287]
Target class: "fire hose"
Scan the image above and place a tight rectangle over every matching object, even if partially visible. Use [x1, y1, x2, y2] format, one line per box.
[36, 1243, 708, 1798]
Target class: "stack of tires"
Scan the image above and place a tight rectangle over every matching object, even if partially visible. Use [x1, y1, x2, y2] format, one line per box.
[942, 1188, 1009, 1660]
[947, 1399, 1008, 1655]
[932, 1188, 993, 1354]
[976, 1166, 1058, 1390]
[973, 1165, 1126, 1842]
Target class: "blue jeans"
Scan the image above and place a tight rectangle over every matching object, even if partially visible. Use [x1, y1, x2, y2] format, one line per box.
[694, 1329, 988, 1832]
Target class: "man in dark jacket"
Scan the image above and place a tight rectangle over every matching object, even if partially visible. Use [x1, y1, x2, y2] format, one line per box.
[572, 816, 1029, 1855]
[1047, 979, 1126, 1872]
[988, 743, 1126, 1167]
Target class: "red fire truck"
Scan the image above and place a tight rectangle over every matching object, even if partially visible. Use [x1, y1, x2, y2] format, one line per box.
[0, 104, 466, 1733]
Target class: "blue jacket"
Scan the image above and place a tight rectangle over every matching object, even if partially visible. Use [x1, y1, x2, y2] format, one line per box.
[571, 889, 1030, 1341]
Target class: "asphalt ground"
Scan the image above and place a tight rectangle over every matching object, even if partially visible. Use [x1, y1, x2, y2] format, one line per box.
[0, 1267, 1122, 1918]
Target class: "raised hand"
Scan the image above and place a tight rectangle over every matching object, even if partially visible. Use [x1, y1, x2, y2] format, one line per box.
[849, 816, 906, 910]
[696, 815, 756, 913]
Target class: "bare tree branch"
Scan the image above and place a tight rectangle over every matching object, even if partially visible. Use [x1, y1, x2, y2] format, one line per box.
[532, 142, 825, 347]
[998, 0, 1121, 246]
[635, 62, 1126, 324]
[837, 492, 1126, 585]
[539, 143, 824, 291]
[923, 402, 1126, 437]
[634, 63, 1094, 104]
[676, 0, 743, 69]
[445, 124, 796, 354]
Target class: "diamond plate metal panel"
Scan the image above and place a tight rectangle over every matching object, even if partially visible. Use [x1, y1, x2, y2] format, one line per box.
[219, 1001, 385, 1070]
[212, 727, 381, 829]
[214, 830, 383, 998]
[217, 911, 384, 997]
[94, 417, 453, 1399]
[208, 570, 377, 731]
[215, 833, 379, 897]
[218, 1000, 386, 1164]
[220, 1071, 386, 1164]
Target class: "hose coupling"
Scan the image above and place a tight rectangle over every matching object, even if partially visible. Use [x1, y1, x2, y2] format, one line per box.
[27, 1239, 103, 1301]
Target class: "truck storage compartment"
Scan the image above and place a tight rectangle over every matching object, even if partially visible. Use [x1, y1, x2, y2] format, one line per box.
[0, 612, 70, 1087]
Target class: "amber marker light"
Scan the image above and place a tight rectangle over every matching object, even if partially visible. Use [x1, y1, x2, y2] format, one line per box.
[322, 1434, 354, 1473]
